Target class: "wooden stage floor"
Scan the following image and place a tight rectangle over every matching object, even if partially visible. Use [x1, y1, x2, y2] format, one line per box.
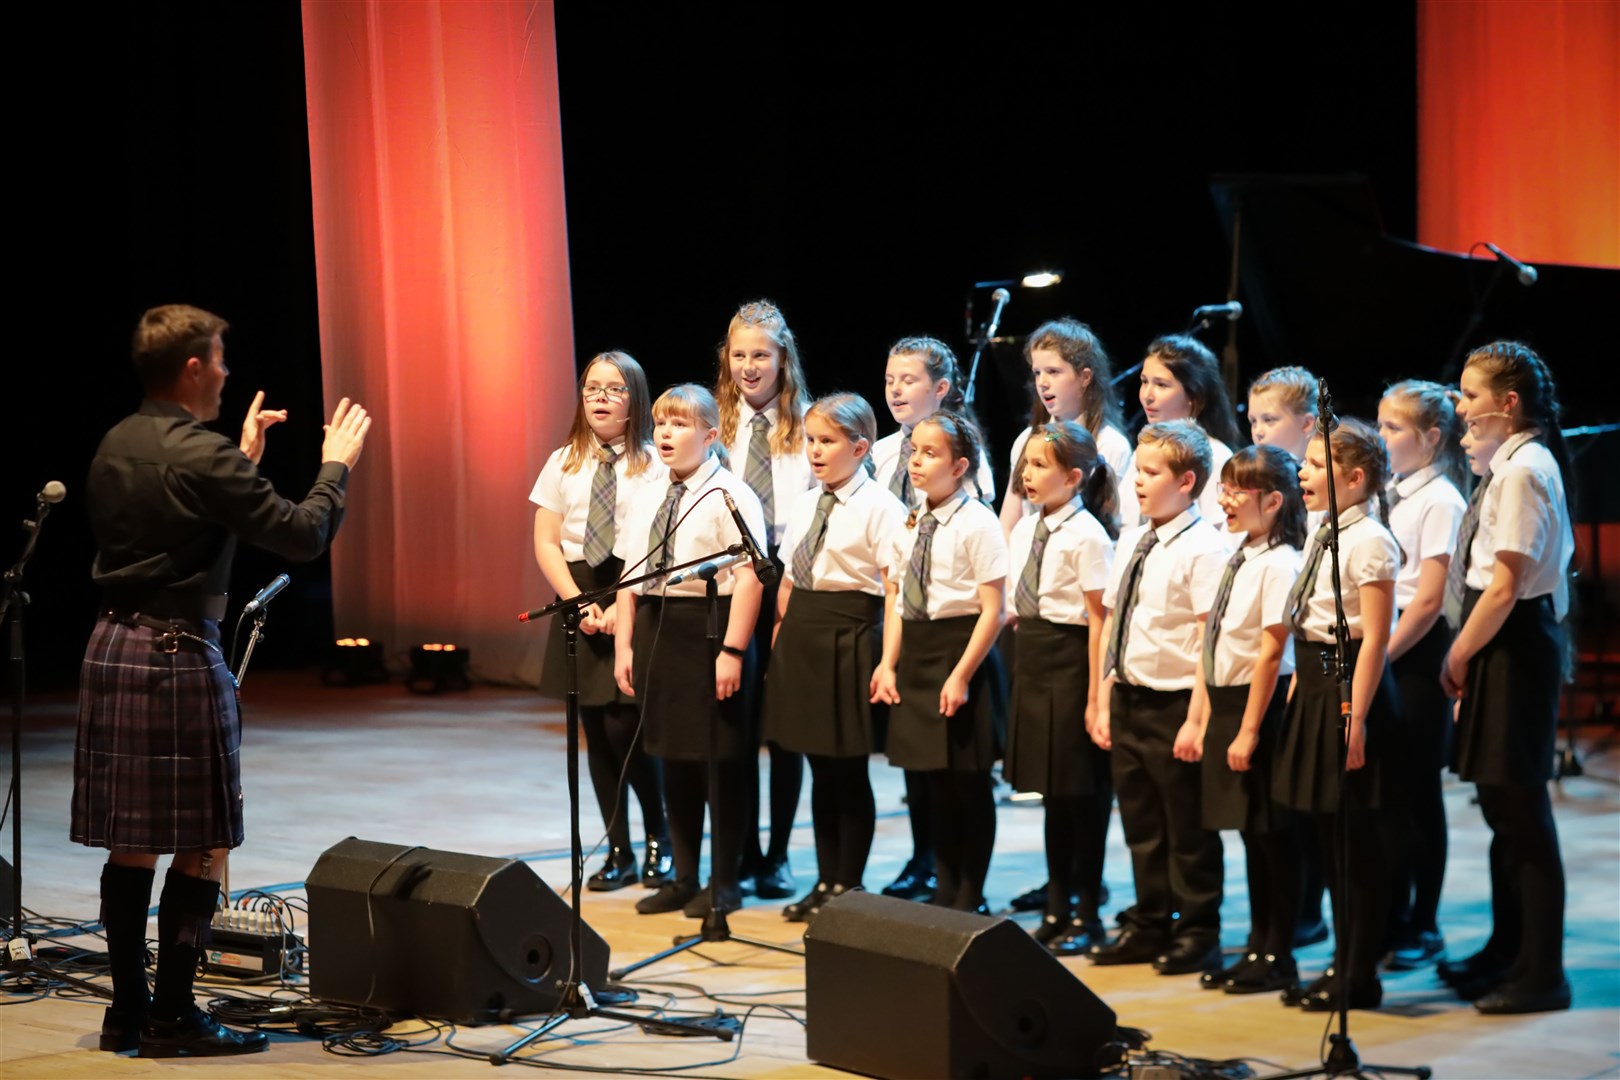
[4, 673, 1618, 1078]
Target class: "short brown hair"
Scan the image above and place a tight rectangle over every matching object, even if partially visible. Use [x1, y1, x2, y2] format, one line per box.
[1137, 418, 1213, 497]
[132, 304, 228, 392]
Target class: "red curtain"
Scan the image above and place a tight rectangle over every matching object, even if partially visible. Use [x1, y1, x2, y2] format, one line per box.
[1418, 0, 1620, 267]
[302, 0, 574, 684]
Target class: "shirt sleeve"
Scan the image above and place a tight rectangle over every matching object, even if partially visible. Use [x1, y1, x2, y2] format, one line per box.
[1259, 550, 1300, 630]
[1345, 526, 1400, 589]
[1414, 493, 1465, 563]
[1185, 534, 1227, 617]
[531, 448, 567, 511]
[776, 489, 812, 584]
[870, 492, 908, 581]
[1102, 525, 1141, 611]
[1491, 467, 1554, 565]
[963, 508, 1009, 585]
[187, 437, 349, 563]
[1076, 525, 1115, 594]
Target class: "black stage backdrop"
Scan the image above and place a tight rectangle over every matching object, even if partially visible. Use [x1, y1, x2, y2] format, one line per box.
[9, 2, 1603, 689]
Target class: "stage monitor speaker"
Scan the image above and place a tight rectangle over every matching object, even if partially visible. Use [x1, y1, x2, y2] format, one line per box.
[805, 891, 1119, 1080]
[305, 837, 607, 1025]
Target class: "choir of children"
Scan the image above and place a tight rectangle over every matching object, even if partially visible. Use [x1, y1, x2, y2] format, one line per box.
[531, 307, 1574, 1017]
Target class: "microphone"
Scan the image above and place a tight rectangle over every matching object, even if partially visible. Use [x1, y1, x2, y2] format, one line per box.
[1192, 301, 1243, 322]
[1483, 242, 1538, 286]
[984, 287, 1011, 340]
[242, 573, 290, 615]
[38, 481, 66, 505]
[721, 491, 778, 584]
[666, 548, 749, 586]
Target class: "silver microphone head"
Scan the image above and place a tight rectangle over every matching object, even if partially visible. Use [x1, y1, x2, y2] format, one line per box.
[40, 481, 66, 504]
[991, 287, 1011, 305]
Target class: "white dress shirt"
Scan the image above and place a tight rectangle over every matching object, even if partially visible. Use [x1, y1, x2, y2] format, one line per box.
[530, 437, 669, 562]
[1117, 434, 1234, 534]
[1004, 496, 1115, 625]
[727, 399, 815, 548]
[1465, 430, 1574, 620]
[891, 494, 1008, 620]
[778, 471, 908, 595]
[1207, 535, 1301, 686]
[1102, 507, 1230, 690]
[1386, 464, 1466, 611]
[1294, 502, 1401, 643]
[615, 456, 767, 598]
[1005, 423, 1133, 519]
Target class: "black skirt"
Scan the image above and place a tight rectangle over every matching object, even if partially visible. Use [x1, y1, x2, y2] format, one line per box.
[1201, 679, 1288, 832]
[1272, 639, 1399, 814]
[1390, 618, 1454, 779]
[742, 570, 782, 748]
[538, 558, 630, 707]
[887, 615, 1002, 772]
[632, 595, 753, 762]
[72, 615, 244, 853]
[1005, 619, 1106, 797]
[1452, 591, 1562, 786]
[763, 589, 885, 758]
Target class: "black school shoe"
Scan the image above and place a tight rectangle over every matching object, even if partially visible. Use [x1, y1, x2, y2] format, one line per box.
[880, 858, 936, 902]
[1201, 952, 1260, 990]
[751, 856, 796, 900]
[1384, 929, 1446, 971]
[586, 847, 638, 892]
[1047, 917, 1107, 957]
[1299, 974, 1383, 1012]
[1154, 938, 1222, 976]
[1088, 926, 1166, 966]
[635, 879, 698, 915]
[640, 836, 674, 887]
[1010, 882, 1049, 912]
[1282, 966, 1335, 1007]
[783, 881, 833, 922]
[1225, 954, 1299, 995]
[1474, 976, 1572, 1015]
[139, 1006, 268, 1058]
[99, 1005, 147, 1053]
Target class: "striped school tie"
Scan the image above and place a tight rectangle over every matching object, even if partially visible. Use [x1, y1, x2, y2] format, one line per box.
[1285, 522, 1333, 637]
[1202, 548, 1248, 683]
[647, 481, 687, 572]
[1443, 476, 1491, 629]
[745, 413, 775, 539]
[581, 446, 619, 568]
[1103, 527, 1159, 679]
[791, 489, 838, 589]
[890, 431, 913, 505]
[900, 511, 940, 620]
[1013, 516, 1051, 620]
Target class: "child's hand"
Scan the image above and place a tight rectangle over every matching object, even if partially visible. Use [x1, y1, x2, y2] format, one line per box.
[939, 673, 969, 718]
[1173, 718, 1203, 762]
[1227, 730, 1258, 772]
[870, 664, 900, 705]
[614, 651, 636, 697]
[1088, 706, 1111, 750]
[716, 653, 743, 700]
[1346, 718, 1367, 771]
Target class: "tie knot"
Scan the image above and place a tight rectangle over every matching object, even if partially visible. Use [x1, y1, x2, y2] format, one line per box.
[1228, 549, 1247, 569]
[818, 489, 839, 509]
[597, 445, 618, 464]
[668, 481, 686, 500]
[1135, 528, 1158, 554]
[917, 512, 938, 537]
[1033, 517, 1051, 542]
[751, 412, 770, 431]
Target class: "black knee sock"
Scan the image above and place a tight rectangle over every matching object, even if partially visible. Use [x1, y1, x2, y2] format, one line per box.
[708, 758, 747, 891]
[100, 863, 155, 1018]
[1249, 826, 1298, 959]
[604, 704, 666, 839]
[1243, 836, 1268, 954]
[1409, 769, 1448, 935]
[831, 757, 875, 887]
[808, 756, 840, 884]
[904, 768, 934, 867]
[951, 772, 997, 910]
[926, 772, 960, 903]
[581, 706, 633, 851]
[1044, 797, 1081, 916]
[1316, 812, 1386, 985]
[766, 745, 804, 864]
[662, 760, 706, 887]
[151, 869, 220, 1022]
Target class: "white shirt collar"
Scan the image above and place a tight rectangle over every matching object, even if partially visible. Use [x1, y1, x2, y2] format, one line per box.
[1240, 533, 1273, 557]
[1490, 429, 1538, 473]
[1151, 506, 1201, 543]
[1394, 463, 1440, 497]
[828, 470, 867, 503]
[673, 455, 722, 491]
[738, 398, 779, 428]
[920, 490, 971, 527]
[1039, 494, 1086, 531]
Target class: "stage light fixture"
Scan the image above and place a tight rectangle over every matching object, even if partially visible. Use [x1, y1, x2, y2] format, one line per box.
[408, 642, 471, 694]
[323, 637, 389, 686]
[1020, 270, 1063, 288]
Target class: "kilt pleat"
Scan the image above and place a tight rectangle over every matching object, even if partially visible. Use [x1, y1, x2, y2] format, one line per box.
[886, 615, 1002, 772]
[1271, 638, 1398, 814]
[1452, 592, 1561, 785]
[763, 589, 884, 758]
[1005, 619, 1104, 797]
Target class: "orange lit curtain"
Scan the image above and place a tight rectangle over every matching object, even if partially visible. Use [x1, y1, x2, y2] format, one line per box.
[1418, 0, 1620, 267]
[302, 0, 574, 684]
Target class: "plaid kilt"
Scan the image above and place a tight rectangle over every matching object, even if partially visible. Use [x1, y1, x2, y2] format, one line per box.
[71, 615, 245, 853]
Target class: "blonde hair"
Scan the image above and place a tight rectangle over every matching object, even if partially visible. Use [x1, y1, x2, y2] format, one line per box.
[716, 300, 810, 456]
[1137, 419, 1214, 498]
[807, 392, 878, 476]
[1249, 366, 1319, 419]
[653, 383, 731, 470]
[562, 351, 654, 477]
[1381, 379, 1467, 492]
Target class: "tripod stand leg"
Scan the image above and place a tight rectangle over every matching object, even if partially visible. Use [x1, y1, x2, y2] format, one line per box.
[608, 936, 705, 981]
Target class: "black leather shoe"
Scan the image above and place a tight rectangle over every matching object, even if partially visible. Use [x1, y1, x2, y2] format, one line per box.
[1155, 938, 1222, 976]
[1456, 969, 1513, 1002]
[880, 859, 936, 902]
[1439, 948, 1506, 986]
[1282, 966, 1334, 1007]
[640, 836, 673, 888]
[684, 887, 712, 919]
[1294, 918, 1330, 949]
[100, 1005, 147, 1052]
[783, 881, 833, 922]
[1048, 918, 1106, 957]
[1088, 927, 1166, 966]
[586, 846, 638, 892]
[1201, 952, 1259, 990]
[139, 1006, 268, 1058]
[1032, 912, 1074, 945]
[707, 884, 743, 916]
[1010, 882, 1049, 912]
[1474, 976, 1571, 1015]
[1384, 929, 1446, 971]
[1226, 954, 1299, 995]
[1299, 975, 1382, 1012]
[635, 879, 698, 915]
[753, 857, 795, 900]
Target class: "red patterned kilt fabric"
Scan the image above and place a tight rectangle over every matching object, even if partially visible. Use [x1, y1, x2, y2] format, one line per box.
[71, 615, 244, 853]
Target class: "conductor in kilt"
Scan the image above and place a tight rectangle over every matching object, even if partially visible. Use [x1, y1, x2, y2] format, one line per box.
[73, 305, 370, 1057]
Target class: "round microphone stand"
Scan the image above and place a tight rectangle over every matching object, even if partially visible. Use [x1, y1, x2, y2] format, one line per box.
[1265, 383, 1429, 1080]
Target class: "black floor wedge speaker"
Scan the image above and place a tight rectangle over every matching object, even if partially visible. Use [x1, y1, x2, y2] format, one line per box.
[804, 891, 1119, 1080]
[306, 837, 608, 1024]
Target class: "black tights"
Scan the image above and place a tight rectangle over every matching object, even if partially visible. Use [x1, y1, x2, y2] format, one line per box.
[1476, 783, 1566, 987]
[581, 704, 665, 850]
[1315, 809, 1388, 986]
[903, 768, 934, 868]
[662, 758, 746, 890]
[807, 755, 876, 887]
[1043, 795, 1108, 918]
[1242, 824, 1299, 959]
[927, 770, 996, 910]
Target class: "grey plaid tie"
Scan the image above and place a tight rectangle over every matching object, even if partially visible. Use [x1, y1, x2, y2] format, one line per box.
[581, 446, 618, 568]
[791, 489, 838, 589]
[1285, 522, 1333, 637]
[900, 512, 940, 620]
[1013, 516, 1051, 620]
[745, 413, 774, 539]
[1444, 476, 1491, 629]
[1202, 548, 1248, 683]
[890, 431, 913, 504]
[1104, 527, 1159, 680]
[647, 481, 687, 572]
